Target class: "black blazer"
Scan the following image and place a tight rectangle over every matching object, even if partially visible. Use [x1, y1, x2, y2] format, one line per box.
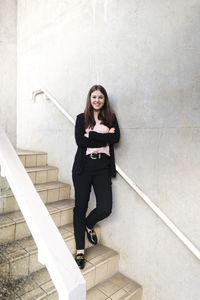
[72, 113, 120, 177]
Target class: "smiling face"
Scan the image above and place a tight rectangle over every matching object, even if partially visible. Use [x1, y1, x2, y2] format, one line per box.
[90, 90, 105, 112]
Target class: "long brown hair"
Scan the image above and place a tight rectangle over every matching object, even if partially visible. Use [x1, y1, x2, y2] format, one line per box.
[84, 85, 114, 129]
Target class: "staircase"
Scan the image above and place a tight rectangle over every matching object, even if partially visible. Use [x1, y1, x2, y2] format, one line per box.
[0, 149, 142, 300]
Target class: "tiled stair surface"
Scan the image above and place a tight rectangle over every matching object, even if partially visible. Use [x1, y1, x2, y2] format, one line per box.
[0, 181, 71, 215]
[0, 198, 75, 244]
[12, 255, 142, 300]
[0, 149, 142, 300]
[2, 244, 142, 300]
[0, 222, 101, 278]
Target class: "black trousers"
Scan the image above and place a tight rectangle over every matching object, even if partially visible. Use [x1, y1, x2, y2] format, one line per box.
[72, 155, 112, 250]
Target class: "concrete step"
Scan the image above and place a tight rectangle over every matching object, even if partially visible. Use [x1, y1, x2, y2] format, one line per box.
[0, 199, 74, 244]
[0, 224, 101, 280]
[0, 181, 71, 214]
[87, 272, 142, 300]
[26, 166, 58, 185]
[17, 149, 48, 167]
[0, 244, 125, 300]
[0, 165, 59, 188]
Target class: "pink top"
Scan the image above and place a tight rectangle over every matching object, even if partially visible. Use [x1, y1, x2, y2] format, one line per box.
[86, 120, 110, 156]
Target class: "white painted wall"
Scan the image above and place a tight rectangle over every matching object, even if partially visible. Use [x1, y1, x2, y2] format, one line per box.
[0, 0, 17, 145]
[17, 1, 200, 299]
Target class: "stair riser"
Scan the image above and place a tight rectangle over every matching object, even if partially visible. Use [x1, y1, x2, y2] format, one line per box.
[43, 293, 58, 300]
[0, 229, 101, 280]
[0, 168, 58, 188]
[19, 154, 47, 168]
[38, 186, 71, 204]
[130, 288, 143, 300]
[28, 169, 58, 184]
[0, 186, 70, 214]
[86, 254, 119, 291]
[0, 176, 9, 189]
[0, 208, 73, 245]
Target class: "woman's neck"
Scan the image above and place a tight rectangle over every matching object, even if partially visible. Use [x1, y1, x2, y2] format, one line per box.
[93, 110, 99, 122]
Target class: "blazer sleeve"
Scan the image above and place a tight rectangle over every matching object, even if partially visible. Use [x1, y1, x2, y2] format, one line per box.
[89, 115, 120, 144]
[75, 114, 107, 148]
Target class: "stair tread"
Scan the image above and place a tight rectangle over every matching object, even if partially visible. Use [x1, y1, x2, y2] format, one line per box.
[17, 149, 47, 155]
[2, 181, 70, 197]
[25, 165, 58, 172]
[0, 199, 74, 227]
[87, 272, 142, 300]
[35, 181, 69, 190]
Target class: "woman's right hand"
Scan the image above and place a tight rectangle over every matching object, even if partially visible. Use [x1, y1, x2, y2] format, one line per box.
[109, 127, 115, 133]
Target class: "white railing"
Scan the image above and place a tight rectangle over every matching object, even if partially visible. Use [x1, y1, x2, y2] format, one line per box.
[0, 127, 86, 300]
[33, 88, 200, 261]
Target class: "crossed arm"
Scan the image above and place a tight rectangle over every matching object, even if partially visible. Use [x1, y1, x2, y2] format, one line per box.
[75, 114, 120, 147]
[89, 116, 120, 144]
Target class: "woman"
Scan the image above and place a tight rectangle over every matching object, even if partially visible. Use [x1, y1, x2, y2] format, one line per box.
[72, 84, 120, 269]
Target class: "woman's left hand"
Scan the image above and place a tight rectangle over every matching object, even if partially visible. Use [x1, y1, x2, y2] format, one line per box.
[109, 128, 115, 133]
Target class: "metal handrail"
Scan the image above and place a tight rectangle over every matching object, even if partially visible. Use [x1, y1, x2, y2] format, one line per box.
[33, 88, 200, 261]
[0, 127, 86, 300]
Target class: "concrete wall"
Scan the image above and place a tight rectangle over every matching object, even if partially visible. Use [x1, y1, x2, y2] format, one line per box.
[17, 1, 200, 299]
[0, 0, 17, 145]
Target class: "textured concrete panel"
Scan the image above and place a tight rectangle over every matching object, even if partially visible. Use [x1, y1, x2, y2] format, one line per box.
[0, 0, 17, 145]
[16, 1, 200, 300]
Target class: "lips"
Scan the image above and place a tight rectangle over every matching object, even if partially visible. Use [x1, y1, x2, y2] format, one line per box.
[93, 103, 102, 108]
[91, 99, 104, 110]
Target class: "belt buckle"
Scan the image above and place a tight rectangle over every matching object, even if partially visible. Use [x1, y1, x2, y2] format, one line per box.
[90, 153, 97, 159]
[90, 153, 101, 159]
